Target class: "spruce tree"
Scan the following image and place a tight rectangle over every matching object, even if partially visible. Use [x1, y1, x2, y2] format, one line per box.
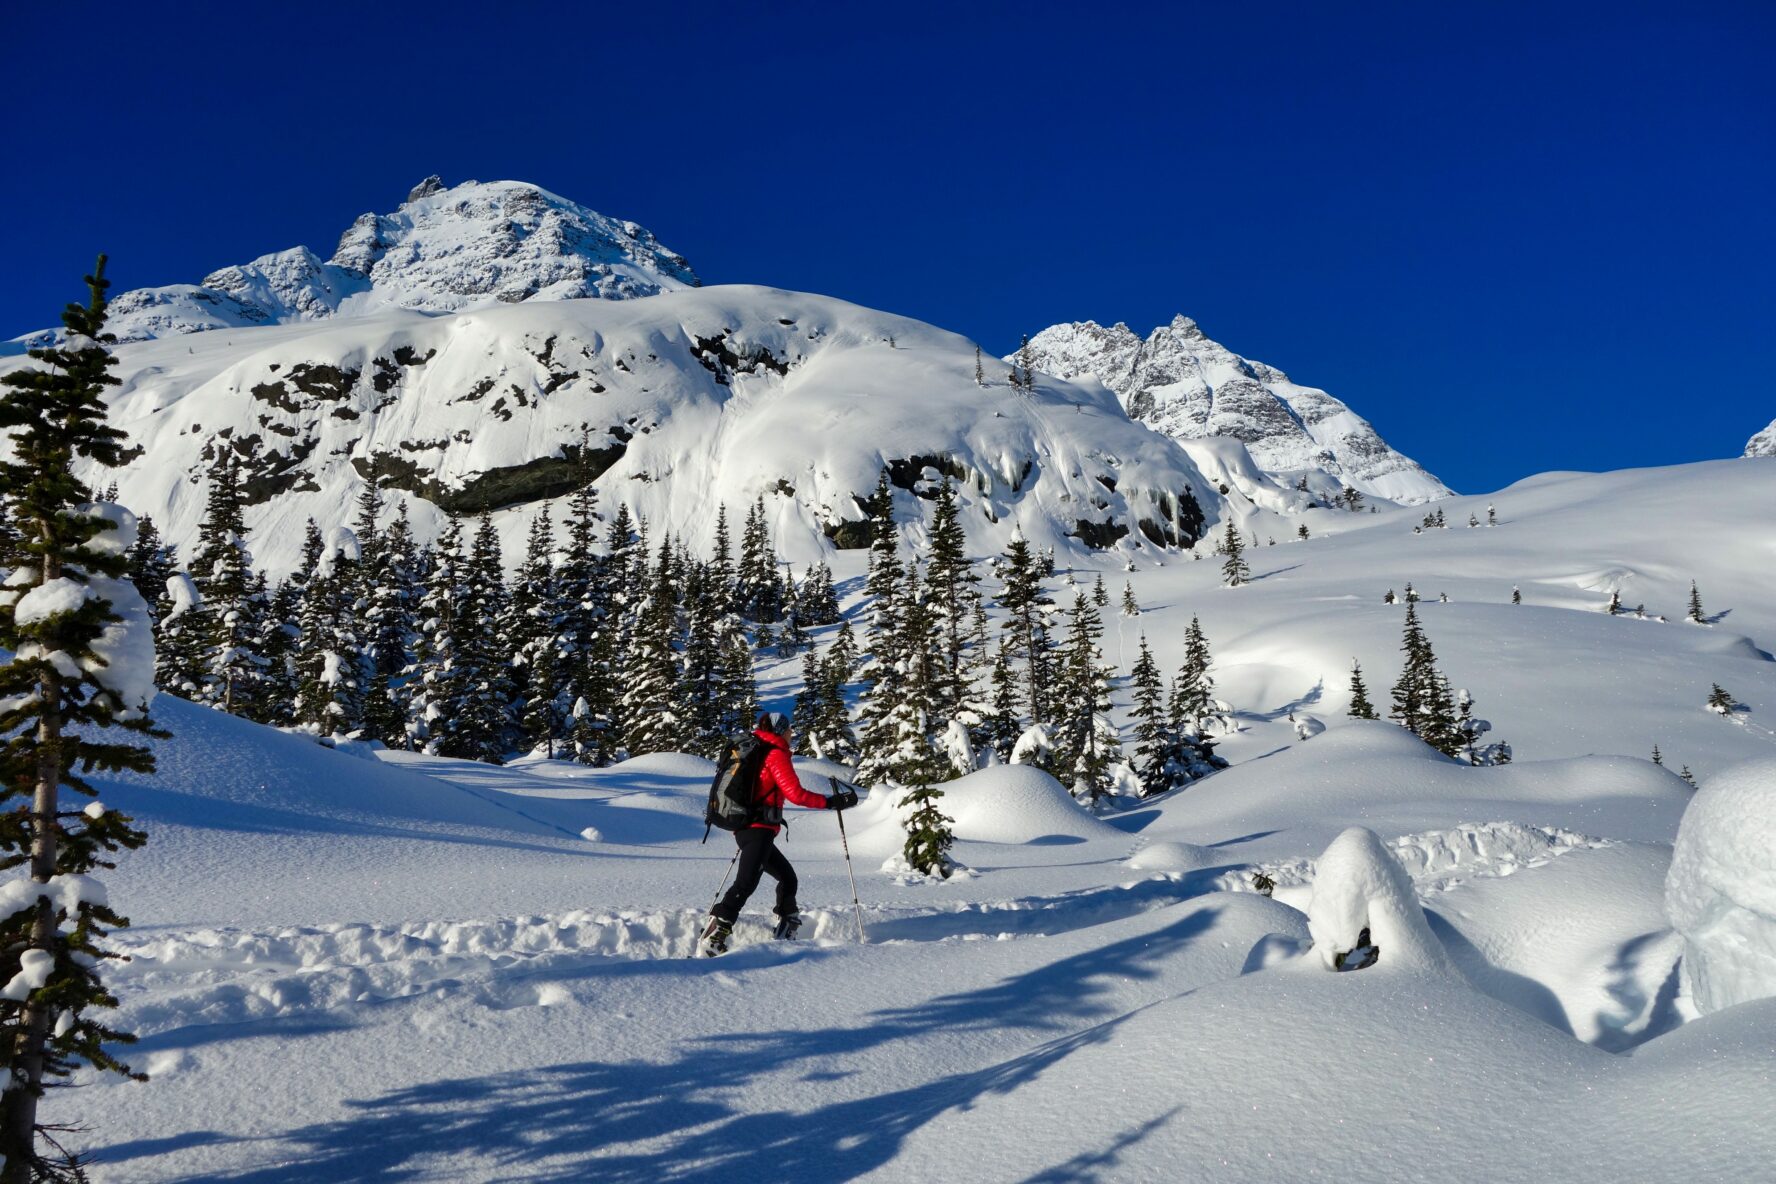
[1389, 602, 1463, 757]
[153, 573, 207, 699]
[1219, 518, 1249, 587]
[993, 528, 1055, 728]
[124, 515, 176, 624]
[854, 548, 907, 787]
[1650, 743, 1663, 766]
[981, 643, 1024, 765]
[621, 542, 684, 756]
[508, 508, 567, 755]
[1707, 683, 1737, 714]
[407, 516, 467, 754]
[293, 528, 366, 735]
[1129, 636, 1168, 794]
[360, 501, 420, 748]
[1055, 591, 1120, 807]
[1120, 582, 1140, 619]
[189, 455, 269, 717]
[974, 343, 984, 387]
[736, 497, 782, 622]
[1348, 659, 1378, 720]
[0, 257, 160, 1180]
[677, 559, 728, 757]
[1687, 581, 1705, 624]
[446, 514, 515, 762]
[1170, 616, 1216, 733]
[924, 478, 979, 715]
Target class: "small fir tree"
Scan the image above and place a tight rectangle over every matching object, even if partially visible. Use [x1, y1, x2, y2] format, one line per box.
[1218, 518, 1249, 587]
[1348, 659, 1378, 720]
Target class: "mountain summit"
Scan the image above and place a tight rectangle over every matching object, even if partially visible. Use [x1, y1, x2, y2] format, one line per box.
[1746, 418, 1776, 458]
[1015, 316, 1451, 503]
[16, 178, 697, 345]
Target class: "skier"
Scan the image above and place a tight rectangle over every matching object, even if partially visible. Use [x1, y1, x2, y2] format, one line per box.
[702, 711, 857, 954]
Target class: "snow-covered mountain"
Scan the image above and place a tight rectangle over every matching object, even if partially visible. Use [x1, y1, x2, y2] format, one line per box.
[43, 286, 1216, 575]
[1015, 316, 1452, 504]
[13, 177, 697, 347]
[1747, 418, 1776, 458]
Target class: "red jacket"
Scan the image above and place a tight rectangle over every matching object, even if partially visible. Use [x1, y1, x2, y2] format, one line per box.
[751, 728, 827, 831]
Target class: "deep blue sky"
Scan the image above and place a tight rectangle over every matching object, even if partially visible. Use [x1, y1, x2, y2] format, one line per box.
[6, 1, 1771, 494]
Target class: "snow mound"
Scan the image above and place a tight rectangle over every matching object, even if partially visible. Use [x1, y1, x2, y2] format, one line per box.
[1666, 757, 1776, 1013]
[1306, 826, 1455, 973]
[1127, 840, 1220, 871]
[938, 765, 1123, 845]
[605, 752, 716, 780]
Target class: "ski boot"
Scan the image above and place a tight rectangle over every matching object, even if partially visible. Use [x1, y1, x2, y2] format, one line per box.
[773, 913, 802, 941]
[701, 916, 733, 957]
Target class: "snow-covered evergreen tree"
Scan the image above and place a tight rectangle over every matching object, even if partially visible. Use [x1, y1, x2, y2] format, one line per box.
[444, 514, 515, 762]
[924, 477, 981, 717]
[735, 496, 783, 623]
[360, 500, 420, 748]
[0, 257, 160, 1176]
[621, 541, 684, 756]
[1217, 517, 1249, 587]
[1687, 581, 1706, 624]
[189, 454, 270, 718]
[508, 508, 567, 755]
[1348, 659, 1378, 720]
[1170, 615, 1216, 733]
[1389, 602, 1464, 757]
[1054, 591, 1121, 807]
[993, 528, 1056, 729]
[406, 516, 467, 754]
[125, 514, 176, 624]
[293, 528, 365, 736]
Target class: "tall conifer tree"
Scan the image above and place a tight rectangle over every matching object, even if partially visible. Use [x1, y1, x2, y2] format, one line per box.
[0, 258, 161, 1180]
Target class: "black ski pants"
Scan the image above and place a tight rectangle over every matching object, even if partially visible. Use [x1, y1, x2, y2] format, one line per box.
[713, 827, 798, 924]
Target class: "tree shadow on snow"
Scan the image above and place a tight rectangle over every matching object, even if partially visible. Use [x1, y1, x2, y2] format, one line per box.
[186, 909, 1224, 1183]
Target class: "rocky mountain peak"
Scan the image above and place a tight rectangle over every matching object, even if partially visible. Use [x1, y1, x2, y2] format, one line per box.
[1746, 418, 1776, 458]
[405, 174, 447, 203]
[14, 177, 698, 346]
[1017, 316, 1452, 504]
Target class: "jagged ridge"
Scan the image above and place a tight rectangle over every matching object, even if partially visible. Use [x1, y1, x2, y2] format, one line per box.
[1015, 316, 1452, 504]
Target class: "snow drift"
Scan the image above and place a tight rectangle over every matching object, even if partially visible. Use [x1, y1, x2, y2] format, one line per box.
[1666, 757, 1776, 1013]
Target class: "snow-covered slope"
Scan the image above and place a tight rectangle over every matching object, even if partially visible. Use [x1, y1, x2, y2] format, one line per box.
[30, 286, 1216, 575]
[1747, 418, 1776, 457]
[30, 451, 1776, 1180]
[1017, 315, 1453, 504]
[13, 177, 696, 346]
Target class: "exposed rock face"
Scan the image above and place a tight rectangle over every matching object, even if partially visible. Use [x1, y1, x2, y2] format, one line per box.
[1017, 316, 1452, 504]
[20, 286, 1220, 576]
[1747, 419, 1776, 458]
[15, 177, 698, 346]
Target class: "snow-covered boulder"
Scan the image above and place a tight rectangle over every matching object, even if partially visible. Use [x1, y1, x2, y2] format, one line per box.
[1306, 826, 1453, 973]
[1666, 758, 1776, 1013]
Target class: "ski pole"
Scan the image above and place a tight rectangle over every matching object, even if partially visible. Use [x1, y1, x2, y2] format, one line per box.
[691, 846, 742, 959]
[830, 776, 866, 944]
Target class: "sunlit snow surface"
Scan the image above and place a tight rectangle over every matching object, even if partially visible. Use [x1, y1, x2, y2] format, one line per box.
[54, 458, 1776, 1180]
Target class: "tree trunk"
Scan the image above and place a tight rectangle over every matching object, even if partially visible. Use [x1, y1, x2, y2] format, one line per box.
[0, 664, 62, 1182]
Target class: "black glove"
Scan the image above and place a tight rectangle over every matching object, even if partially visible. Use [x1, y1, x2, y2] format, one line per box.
[826, 787, 859, 811]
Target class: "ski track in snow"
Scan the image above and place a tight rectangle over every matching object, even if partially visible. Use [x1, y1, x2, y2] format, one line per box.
[110, 821, 1598, 1040]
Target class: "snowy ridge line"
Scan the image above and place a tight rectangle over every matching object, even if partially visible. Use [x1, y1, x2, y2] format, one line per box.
[1230, 821, 1618, 900]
